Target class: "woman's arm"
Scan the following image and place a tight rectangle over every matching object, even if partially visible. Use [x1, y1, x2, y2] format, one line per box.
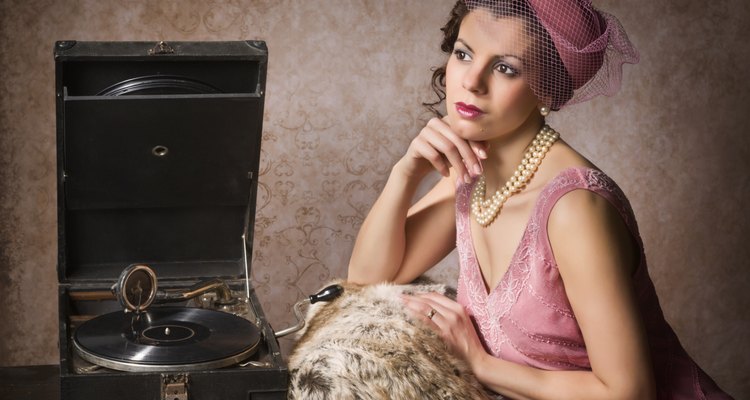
[347, 117, 486, 284]
[347, 167, 456, 284]
[403, 189, 656, 400]
[541, 189, 656, 399]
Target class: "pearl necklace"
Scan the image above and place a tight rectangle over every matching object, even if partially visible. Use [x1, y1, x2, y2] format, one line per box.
[471, 125, 560, 227]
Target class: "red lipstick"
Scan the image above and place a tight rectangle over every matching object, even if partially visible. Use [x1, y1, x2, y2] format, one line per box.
[455, 102, 485, 119]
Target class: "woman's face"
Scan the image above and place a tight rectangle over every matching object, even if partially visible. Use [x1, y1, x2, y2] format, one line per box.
[445, 10, 540, 141]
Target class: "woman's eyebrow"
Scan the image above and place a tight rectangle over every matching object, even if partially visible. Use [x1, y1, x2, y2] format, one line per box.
[497, 54, 524, 65]
[455, 38, 522, 63]
[455, 38, 474, 53]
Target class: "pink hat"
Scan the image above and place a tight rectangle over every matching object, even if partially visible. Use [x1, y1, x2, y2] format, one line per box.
[465, 0, 639, 109]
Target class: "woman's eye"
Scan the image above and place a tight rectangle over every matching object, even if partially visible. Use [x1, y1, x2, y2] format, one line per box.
[495, 63, 518, 76]
[453, 49, 470, 61]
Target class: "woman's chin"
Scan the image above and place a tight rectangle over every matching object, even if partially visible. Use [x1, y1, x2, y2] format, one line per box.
[450, 120, 486, 141]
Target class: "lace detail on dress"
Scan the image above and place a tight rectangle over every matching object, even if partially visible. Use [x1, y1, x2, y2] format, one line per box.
[525, 282, 576, 318]
[456, 167, 637, 362]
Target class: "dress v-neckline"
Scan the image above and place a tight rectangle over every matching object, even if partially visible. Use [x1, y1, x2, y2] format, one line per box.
[465, 167, 576, 298]
[468, 212, 534, 298]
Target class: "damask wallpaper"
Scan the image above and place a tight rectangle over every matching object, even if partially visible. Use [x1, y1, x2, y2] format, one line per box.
[0, 0, 748, 398]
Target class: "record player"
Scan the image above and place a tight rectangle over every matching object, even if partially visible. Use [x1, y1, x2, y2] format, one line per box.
[54, 40, 303, 400]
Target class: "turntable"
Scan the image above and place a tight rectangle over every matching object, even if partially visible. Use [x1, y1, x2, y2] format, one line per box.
[72, 264, 262, 373]
[54, 40, 304, 400]
[65, 262, 342, 377]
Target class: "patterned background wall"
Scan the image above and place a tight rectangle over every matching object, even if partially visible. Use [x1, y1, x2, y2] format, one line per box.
[0, 0, 748, 397]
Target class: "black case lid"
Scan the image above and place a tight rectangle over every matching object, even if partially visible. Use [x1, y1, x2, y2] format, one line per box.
[54, 41, 268, 283]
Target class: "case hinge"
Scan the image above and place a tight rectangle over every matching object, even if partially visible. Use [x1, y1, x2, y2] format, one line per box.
[162, 373, 189, 400]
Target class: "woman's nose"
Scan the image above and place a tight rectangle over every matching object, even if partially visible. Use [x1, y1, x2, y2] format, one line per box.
[462, 65, 487, 94]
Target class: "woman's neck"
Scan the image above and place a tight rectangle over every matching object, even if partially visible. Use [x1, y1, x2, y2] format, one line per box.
[481, 114, 545, 193]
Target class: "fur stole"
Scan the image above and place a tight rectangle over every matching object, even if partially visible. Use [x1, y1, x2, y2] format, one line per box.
[287, 280, 491, 400]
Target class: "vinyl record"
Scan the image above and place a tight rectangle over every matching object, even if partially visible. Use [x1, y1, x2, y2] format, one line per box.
[74, 307, 261, 372]
[96, 75, 222, 96]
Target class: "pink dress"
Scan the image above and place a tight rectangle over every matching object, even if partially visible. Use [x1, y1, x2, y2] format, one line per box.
[456, 167, 732, 399]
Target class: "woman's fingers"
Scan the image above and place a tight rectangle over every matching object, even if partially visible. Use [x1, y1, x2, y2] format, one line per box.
[411, 137, 451, 177]
[425, 129, 472, 183]
[402, 294, 438, 322]
[416, 292, 464, 312]
[432, 119, 482, 177]
[406, 117, 488, 184]
[400, 293, 455, 331]
[423, 118, 483, 182]
[470, 140, 489, 162]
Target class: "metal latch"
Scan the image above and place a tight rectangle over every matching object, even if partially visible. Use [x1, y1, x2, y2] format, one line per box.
[161, 374, 188, 400]
[149, 41, 175, 55]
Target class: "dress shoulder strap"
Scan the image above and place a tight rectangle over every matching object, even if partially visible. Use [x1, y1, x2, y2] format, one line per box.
[535, 167, 643, 256]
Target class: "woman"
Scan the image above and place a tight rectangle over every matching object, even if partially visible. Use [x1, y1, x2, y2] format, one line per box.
[347, 1, 733, 399]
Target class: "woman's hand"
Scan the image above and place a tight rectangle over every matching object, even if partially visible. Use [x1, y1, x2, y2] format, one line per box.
[401, 292, 487, 367]
[398, 116, 488, 185]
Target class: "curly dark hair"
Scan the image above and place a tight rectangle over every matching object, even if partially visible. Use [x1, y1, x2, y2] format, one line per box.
[423, 0, 573, 115]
